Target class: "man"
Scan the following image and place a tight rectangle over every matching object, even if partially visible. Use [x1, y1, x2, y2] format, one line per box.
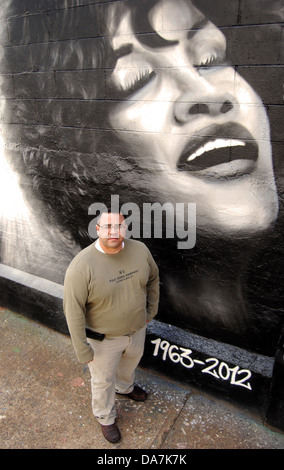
[63, 209, 159, 443]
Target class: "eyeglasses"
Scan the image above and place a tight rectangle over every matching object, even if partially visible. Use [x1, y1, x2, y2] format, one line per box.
[97, 223, 126, 232]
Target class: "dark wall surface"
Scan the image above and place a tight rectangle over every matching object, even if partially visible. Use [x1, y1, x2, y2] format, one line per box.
[0, 0, 283, 429]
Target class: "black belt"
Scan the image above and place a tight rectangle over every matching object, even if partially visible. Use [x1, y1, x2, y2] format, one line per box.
[86, 328, 135, 340]
[85, 328, 105, 341]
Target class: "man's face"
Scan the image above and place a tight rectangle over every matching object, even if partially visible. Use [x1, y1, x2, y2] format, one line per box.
[96, 212, 127, 253]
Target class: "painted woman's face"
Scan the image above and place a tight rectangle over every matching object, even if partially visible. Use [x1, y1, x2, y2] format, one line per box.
[107, 0, 278, 237]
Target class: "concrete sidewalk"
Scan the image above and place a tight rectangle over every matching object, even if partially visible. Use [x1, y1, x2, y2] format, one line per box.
[1, 308, 284, 450]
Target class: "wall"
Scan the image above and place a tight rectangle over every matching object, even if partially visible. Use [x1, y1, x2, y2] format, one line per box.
[0, 0, 283, 429]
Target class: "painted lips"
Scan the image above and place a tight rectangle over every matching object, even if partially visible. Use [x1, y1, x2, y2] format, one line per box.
[177, 123, 258, 176]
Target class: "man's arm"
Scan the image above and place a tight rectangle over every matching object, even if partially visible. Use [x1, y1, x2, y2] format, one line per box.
[146, 253, 160, 322]
[63, 267, 94, 363]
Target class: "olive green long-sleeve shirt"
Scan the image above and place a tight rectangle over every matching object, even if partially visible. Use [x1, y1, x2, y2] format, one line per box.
[63, 239, 159, 363]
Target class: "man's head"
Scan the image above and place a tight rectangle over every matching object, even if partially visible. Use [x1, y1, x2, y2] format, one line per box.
[96, 210, 127, 254]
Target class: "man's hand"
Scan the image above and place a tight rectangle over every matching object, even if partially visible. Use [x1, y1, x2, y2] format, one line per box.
[85, 357, 94, 364]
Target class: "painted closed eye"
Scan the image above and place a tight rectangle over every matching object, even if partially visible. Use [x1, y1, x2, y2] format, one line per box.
[189, 22, 228, 70]
[198, 52, 225, 67]
[113, 68, 156, 97]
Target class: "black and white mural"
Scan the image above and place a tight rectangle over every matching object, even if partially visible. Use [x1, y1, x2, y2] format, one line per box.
[0, 0, 283, 426]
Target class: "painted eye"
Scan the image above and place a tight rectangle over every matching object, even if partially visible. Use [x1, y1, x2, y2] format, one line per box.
[117, 68, 156, 97]
[198, 53, 222, 67]
[189, 23, 227, 70]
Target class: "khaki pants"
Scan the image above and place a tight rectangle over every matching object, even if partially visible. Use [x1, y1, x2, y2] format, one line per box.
[87, 325, 146, 425]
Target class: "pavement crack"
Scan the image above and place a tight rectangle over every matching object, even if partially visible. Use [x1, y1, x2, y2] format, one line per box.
[157, 392, 191, 448]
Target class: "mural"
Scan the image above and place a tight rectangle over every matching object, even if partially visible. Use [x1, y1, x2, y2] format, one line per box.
[0, 0, 283, 420]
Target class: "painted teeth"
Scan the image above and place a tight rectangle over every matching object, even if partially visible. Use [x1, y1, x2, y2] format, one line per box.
[187, 139, 246, 162]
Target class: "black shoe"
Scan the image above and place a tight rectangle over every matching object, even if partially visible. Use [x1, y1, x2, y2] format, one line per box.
[101, 423, 121, 443]
[124, 385, 148, 401]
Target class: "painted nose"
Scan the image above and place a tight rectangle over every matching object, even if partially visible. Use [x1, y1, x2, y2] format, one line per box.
[174, 92, 235, 124]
